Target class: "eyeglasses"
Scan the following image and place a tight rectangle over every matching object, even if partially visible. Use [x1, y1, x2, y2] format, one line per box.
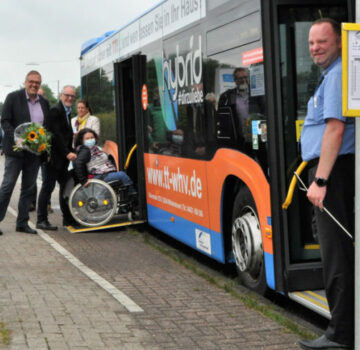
[27, 80, 41, 85]
[62, 93, 76, 99]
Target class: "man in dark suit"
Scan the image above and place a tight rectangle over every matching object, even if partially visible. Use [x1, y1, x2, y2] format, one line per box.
[218, 67, 264, 151]
[36, 85, 77, 229]
[0, 71, 50, 235]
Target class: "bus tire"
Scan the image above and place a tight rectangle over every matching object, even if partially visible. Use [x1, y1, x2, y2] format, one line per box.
[231, 187, 267, 295]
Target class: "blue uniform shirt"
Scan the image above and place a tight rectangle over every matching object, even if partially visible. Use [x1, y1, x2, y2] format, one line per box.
[300, 57, 355, 161]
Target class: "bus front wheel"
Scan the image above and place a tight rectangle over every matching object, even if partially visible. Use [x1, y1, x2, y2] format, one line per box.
[231, 187, 267, 295]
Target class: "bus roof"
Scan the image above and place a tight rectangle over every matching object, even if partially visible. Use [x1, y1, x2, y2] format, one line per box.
[80, 0, 165, 56]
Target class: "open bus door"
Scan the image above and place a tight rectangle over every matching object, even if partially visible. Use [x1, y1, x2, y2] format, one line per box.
[262, 0, 354, 317]
[66, 56, 147, 234]
[113, 55, 147, 222]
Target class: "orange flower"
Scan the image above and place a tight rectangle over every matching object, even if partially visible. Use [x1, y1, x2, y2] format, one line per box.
[38, 144, 46, 152]
[38, 127, 45, 136]
[27, 131, 37, 141]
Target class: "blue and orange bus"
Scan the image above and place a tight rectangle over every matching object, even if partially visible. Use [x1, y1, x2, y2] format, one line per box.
[79, 0, 354, 317]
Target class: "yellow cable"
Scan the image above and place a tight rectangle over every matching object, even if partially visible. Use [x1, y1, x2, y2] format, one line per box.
[124, 144, 137, 170]
[282, 161, 308, 210]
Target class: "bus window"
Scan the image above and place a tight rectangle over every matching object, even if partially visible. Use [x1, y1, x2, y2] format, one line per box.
[207, 44, 268, 175]
[146, 26, 216, 160]
[81, 62, 116, 145]
[206, 12, 261, 56]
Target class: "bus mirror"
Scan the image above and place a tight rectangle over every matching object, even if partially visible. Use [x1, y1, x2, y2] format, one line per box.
[216, 106, 237, 146]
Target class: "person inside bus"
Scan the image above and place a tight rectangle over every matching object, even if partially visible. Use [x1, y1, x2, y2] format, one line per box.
[218, 67, 264, 153]
[298, 18, 354, 350]
[73, 128, 136, 201]
[71, 100, 100, 142]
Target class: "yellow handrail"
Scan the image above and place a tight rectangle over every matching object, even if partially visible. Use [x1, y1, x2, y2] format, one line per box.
[124, 144, 137, 170]
[282, 161, 308, 210]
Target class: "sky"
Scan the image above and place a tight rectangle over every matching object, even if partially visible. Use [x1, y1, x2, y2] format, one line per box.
[0, 0, 161, 103]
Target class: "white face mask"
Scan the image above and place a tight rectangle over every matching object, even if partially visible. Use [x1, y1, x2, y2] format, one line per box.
[84, 138, 96, 147]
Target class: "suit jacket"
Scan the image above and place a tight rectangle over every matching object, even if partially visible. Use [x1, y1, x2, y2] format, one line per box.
[1, 89, 50, 157]
[218, 87, 264, 113]
[45, 101, 74, 170]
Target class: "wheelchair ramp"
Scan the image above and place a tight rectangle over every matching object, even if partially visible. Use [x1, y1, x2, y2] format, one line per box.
[65, 216, 145, 233]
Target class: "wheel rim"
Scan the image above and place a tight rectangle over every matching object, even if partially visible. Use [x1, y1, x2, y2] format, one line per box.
[232, 206, 263, 279]
[69, 179, 117, 227]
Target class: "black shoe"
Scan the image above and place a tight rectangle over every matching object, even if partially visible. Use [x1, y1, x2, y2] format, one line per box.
[0, 228, 3, 235]
[36, 220, 58, 231]
[298, 335, 351, 349]
[63, 218, 77, 226]
[16, 225, 37, 234]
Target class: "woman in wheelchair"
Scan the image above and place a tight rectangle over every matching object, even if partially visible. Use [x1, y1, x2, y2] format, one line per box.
[68, 128, 138, 227]
[74, 128, 136, 195]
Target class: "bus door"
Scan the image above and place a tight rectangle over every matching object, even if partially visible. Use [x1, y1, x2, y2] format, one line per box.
[262, 0, 353, 300]
[114, 55, 147, 220]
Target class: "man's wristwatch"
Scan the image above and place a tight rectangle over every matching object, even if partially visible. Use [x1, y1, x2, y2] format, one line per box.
[314, 177, 328, 187]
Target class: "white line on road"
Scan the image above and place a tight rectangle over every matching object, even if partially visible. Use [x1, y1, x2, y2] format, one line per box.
[7, 206, 143, 313]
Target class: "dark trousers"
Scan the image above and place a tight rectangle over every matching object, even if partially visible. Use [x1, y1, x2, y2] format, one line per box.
[0, 154, 40, 226]
[31, 163, 51, 206]
[308, 154, 354, 346]
[37, 164, 72, 223]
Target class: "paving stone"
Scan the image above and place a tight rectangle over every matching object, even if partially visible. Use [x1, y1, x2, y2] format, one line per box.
[0, 169, 308, 349]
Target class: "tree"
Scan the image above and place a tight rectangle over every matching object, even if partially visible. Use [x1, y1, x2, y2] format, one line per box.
[40, 84, 57, 105]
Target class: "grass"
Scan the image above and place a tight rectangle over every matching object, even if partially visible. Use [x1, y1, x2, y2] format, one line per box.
[0, 322, 11, 345]
[133, 229, 318, 341]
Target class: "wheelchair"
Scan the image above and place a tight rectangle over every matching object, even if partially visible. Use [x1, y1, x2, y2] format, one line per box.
[68, 178, 136, 227]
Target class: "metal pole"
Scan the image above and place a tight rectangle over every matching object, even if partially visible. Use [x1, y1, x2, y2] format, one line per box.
[355, 123, 360, 350]
[355, 4, 360, 350]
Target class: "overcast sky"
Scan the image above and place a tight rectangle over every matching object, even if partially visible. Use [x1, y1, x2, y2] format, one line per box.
[0, 0, 161, 102]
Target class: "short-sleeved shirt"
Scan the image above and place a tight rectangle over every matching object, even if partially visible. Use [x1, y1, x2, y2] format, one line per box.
[300, 57, 355, 162]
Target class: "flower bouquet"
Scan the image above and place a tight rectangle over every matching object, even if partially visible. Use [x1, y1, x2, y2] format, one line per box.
[13, 122, 51, 155]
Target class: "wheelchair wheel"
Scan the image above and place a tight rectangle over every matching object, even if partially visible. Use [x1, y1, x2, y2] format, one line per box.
[69, 179, 117, 227]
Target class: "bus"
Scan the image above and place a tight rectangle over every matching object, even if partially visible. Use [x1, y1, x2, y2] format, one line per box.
[79, 0, 354, 317]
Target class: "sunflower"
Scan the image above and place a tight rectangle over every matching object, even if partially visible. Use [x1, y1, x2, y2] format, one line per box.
[38, 143, 47, 152]
[14, 122, 52, 155]
[27, 131, 38, 141]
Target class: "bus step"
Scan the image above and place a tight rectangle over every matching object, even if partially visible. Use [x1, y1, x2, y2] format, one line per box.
[288, 290, 330, 319]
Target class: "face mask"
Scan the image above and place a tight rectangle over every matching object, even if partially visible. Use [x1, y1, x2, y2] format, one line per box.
[84, 138, 96, 147]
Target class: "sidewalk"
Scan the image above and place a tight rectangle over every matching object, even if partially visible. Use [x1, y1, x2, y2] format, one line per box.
[0, 216, 146, 349]
[0, 194, 305, 350]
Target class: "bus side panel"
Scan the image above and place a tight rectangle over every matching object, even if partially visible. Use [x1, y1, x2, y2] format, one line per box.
[206, 149, 275, 288]
[144, 153, 226, 262]
[147, 205, 225, 262]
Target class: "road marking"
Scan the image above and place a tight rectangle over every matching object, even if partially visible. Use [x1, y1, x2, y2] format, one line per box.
[7, 206, 143, 313]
